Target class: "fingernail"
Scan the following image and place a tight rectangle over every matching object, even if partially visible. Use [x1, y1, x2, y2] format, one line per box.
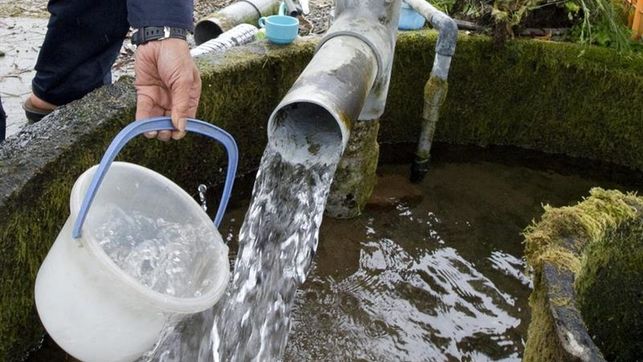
[172, 131, 186, 140]
[179, 118, 186, 132]
[160, 130, 174, 142]
[144, 131, 157, 139]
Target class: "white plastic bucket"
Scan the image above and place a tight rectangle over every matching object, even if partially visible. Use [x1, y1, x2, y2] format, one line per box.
[35, 162, 230, 361]
[34, 118, 238, 362]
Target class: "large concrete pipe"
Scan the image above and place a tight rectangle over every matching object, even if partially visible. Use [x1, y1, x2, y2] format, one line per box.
[267, 0, 403, 166]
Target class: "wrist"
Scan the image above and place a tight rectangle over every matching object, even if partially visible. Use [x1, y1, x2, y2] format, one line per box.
[131, 26, 188, 46]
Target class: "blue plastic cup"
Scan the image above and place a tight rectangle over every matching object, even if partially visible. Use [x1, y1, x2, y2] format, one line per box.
[398, 3, 426, 30]
[258, 15, 299, 45]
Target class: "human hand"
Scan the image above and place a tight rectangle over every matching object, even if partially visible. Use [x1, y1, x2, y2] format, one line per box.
[134, 38, 201, 141]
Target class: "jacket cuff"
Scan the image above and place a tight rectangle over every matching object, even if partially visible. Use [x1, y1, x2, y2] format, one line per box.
[127, 0, 194, 32]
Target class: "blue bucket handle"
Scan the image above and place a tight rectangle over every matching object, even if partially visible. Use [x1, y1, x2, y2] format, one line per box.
[72, 117, 238, 239]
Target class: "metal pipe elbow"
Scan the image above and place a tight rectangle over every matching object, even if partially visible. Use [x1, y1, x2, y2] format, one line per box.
[433, 12, 457, 57]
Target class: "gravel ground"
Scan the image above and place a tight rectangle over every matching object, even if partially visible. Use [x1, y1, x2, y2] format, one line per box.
[194, 0, 334, 34]
[0, 0, 48, 18]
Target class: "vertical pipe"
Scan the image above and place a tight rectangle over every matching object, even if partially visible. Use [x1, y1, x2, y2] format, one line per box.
[410, 76, 448, 183]
[404, 0, 458, 183]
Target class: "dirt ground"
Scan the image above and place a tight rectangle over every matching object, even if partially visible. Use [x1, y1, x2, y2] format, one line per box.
[0, 0, 333, 139]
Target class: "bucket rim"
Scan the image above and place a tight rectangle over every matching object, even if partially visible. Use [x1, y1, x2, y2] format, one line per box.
[70, 162, 230, 314]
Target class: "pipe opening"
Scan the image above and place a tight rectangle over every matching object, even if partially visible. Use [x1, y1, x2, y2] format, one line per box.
[269, 102, 346, 165]
[194, 21, 224, 45]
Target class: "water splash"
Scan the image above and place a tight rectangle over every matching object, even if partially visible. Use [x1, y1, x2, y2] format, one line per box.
[89, 203, 219, 298]
[198, 184, 208, 212]
[144, 144, 341, 361]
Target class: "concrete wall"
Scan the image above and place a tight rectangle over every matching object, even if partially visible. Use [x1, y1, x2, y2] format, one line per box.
[0, 31, 641, 359]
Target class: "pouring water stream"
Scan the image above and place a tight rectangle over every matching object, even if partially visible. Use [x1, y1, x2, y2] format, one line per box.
[143, 143, 342, 361]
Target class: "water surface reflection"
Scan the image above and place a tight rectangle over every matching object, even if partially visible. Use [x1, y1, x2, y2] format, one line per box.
[285, 160, 636, 361]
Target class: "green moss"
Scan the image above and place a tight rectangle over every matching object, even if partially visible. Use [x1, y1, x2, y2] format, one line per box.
[523, 273, 571, 362]
[2, 32, 643, 359]
[575, 217, 643, 361]
[384, 31, 643, 171]
[327, 120, 380, 219]
[523, 188, 643, 360]
[524, 188, 639, 272]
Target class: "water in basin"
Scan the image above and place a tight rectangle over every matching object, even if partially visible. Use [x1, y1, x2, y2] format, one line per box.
[27, 146, 640, 361]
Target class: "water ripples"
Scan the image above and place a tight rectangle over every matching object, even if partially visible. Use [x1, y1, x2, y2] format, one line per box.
[287, 222, 528, 361]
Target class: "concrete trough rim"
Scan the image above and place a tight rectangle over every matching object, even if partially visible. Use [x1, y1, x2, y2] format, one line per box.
[1, 30, 643, 360]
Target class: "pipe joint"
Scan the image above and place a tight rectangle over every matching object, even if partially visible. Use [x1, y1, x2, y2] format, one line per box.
[434, 15, 457, 57]
[317, 13, 394, 82]
[266, 0, 403, 164]
[404, 0, 457, 57]
[321, 0, 402, 120]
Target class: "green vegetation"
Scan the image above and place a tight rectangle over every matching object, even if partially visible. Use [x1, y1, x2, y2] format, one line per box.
[427, 0, 640, 50]
[565, 0, 633, 48]
[386, 32, 643, 171]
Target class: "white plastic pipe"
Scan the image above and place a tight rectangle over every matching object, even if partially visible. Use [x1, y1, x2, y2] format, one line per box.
[194, 0, 280, 44]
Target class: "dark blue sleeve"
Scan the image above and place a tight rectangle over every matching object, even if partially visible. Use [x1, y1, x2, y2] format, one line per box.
[127, 0, 194, 31]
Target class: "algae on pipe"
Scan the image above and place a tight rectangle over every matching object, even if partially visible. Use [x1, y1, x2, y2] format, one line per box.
[404, 0, 458, 183]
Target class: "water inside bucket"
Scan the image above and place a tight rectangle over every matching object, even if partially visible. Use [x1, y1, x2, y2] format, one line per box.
[87, 202, 220, 298]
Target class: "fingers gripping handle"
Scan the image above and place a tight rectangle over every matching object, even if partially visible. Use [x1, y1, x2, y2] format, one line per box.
[72, 117, 239, 239]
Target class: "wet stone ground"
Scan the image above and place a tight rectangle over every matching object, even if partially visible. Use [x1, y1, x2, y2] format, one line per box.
[0, 17, 46, 137]
[0, 0, 333, 139]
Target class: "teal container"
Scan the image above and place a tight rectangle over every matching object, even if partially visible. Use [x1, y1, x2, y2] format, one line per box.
[258, 15, 299, 45]
[398, 2, 426, 30]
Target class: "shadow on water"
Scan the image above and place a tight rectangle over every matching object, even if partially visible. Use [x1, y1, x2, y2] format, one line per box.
[27, 145, 641, 361]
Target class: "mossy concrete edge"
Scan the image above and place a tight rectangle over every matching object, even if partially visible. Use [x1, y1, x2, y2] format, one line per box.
[0, 32, 642, 359]
[387, 31, 643, 171]
[523, 188, 643, 361]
